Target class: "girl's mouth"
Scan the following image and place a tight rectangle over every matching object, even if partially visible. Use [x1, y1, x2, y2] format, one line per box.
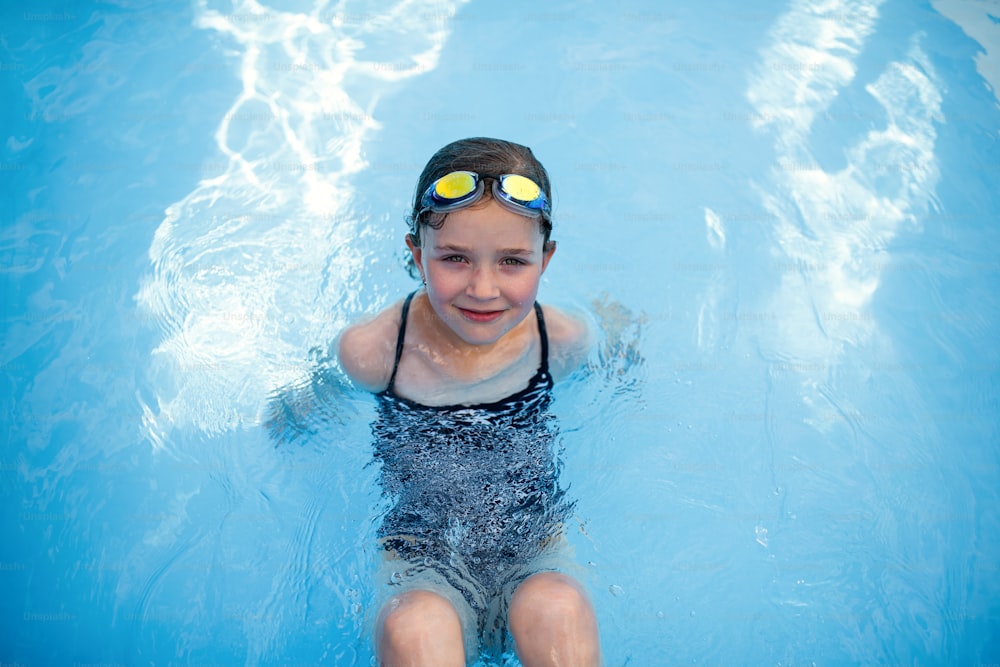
[458, 307, 505, 323]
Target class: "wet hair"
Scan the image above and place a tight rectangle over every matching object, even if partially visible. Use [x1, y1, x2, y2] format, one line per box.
[404, 138, 554, 277]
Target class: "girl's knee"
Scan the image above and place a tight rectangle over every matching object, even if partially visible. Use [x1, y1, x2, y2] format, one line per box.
[509, 573, 601, 666]
[377, 590, 463, 654]
[510, 572, 595, 627]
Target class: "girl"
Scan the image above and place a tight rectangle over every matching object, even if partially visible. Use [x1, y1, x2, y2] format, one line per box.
[337, 137, 601, 667]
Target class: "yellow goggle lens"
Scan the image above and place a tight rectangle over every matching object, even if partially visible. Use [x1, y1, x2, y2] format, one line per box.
[500, 174, 541, 202]
[434, 171, 477, 200]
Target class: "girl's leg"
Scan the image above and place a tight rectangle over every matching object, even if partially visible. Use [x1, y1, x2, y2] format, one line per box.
[376, 589, 466, 667]
[508, 572, 601, 667]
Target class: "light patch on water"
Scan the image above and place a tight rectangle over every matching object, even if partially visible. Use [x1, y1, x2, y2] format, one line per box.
[704, 207, 726, 251]
[134, 0, 467, 441]
[695, 208, 726, 352]
[931, 0, 1000, 105]
[746, 0, 881, 149]
[741, 0, 942, 391]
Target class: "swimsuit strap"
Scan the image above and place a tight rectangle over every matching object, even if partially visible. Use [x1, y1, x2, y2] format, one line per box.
[533, 302, 550, 376]
[385, 290, 417, 393]
[385, 292, 549, 394]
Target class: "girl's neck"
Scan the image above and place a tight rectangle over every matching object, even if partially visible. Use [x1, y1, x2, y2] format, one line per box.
[408, 292, 538, 382]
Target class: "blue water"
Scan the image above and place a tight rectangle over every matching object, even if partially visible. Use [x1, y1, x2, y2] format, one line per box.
[3, 0, 999, 664]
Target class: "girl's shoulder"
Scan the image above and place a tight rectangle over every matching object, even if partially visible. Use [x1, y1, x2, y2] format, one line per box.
[540, 303, 594, 381]
[336, 298, 407, 393]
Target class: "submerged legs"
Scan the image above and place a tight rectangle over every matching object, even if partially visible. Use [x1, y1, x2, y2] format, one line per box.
[509, 572, 602, 667]
[376, 572, 600, 667]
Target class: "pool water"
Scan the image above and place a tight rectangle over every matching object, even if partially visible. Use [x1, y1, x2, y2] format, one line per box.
[2, 0, 999, 664]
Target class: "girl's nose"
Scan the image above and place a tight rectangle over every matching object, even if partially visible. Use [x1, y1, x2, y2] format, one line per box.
[466, 267, 500, 300]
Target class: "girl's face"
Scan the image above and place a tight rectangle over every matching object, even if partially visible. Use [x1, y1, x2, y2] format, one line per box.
[407, 198, 555, 347]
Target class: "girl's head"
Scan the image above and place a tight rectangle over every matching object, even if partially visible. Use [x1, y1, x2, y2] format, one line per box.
[403, 138, 557, 346]
[406, 137, 554, 262]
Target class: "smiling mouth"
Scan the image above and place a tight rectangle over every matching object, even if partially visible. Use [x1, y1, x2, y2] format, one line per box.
[457, 307, 505, 323]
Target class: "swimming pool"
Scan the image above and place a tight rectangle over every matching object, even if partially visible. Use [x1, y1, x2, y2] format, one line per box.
[2, 0, 998, 664]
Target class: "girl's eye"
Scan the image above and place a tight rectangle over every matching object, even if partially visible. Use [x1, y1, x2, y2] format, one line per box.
[442, 255, 466, 263]
[501, 257, 526, 266]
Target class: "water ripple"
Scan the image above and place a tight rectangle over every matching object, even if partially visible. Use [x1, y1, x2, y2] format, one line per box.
[747, 0, 942, 368]
[135, 0, 468, 438]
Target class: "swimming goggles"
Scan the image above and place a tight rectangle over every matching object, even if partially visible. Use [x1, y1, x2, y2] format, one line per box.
[418, 171, 551, 219]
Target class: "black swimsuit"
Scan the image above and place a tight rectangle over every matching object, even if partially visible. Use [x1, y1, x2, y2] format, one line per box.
[372, 291, 570, 599]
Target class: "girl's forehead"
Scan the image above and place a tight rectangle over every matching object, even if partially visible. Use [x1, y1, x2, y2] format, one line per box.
[428, 204, 546, 245]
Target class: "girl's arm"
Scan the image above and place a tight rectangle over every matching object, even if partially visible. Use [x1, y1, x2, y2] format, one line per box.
[265, 300, 403, 446]
[543, 304, 596, 381]
[336, 300, 404, 393]
[546, 296, 646, 385]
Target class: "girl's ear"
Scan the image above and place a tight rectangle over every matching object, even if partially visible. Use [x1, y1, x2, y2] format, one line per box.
[406, 233, 425, 280]
[540, 240, 556, 273]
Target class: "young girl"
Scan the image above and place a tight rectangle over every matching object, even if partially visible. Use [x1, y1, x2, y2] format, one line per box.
[337, 137, 601, 666]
